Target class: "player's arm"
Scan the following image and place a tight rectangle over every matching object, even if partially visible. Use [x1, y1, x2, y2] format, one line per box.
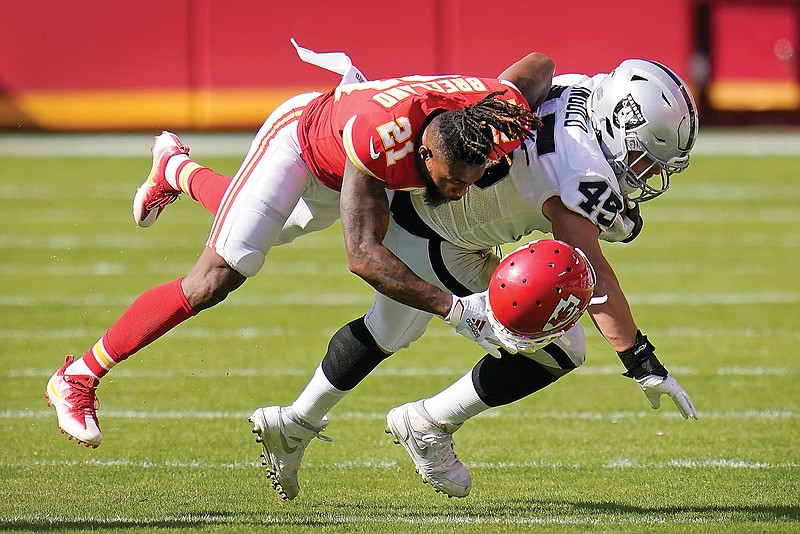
[498, 53, 556, 109]
[544, 195, 697, 419]
[543, 196, 638, 350]
[340, 160, 454, 316]
[340, 160, 505, 355]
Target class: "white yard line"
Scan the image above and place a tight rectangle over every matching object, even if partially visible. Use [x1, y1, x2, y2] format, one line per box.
[6, 365, 797, 379]
[2, 408, 795, 420]
[1, 457, 795, 470]
[0, 513, 731, 527]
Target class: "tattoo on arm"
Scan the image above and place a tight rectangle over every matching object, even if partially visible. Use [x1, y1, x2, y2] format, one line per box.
[340, 163, 451, 316]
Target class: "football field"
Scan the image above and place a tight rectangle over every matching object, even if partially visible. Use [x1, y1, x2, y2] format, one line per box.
[1, 132, 798, 532]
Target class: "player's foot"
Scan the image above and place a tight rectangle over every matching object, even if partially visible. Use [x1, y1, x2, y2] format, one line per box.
[248, 406, 331, 500]
[45, 355, 102, 448]
[133, 131, 190, 227]
[385, 401, 471, 498]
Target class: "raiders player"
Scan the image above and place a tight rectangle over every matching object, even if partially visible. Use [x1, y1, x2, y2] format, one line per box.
[247, 59, 699, 499]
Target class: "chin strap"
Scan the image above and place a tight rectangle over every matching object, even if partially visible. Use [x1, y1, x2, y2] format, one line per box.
[621, 201, 644, 243]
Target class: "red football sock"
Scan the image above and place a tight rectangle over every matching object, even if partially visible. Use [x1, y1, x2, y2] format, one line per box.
[82, 278, 197, 378]
[183, 165, 231, 216]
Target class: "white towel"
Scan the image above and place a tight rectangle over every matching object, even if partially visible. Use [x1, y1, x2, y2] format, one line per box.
[290, 38, 367, 85]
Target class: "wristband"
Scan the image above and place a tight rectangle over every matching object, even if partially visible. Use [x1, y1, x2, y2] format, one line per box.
[617, 330, 668, 379]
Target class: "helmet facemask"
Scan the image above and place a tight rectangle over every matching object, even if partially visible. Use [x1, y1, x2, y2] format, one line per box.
[591, 59, 698, 203]
[618, 140, 672, 203]
[486, 301, 567, 353]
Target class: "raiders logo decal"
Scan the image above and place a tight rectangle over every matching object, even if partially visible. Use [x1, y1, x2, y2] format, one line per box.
[612, 94, 646, 131]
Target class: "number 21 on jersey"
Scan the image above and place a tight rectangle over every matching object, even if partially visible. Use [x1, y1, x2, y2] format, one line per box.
[376, 117, 414, 166]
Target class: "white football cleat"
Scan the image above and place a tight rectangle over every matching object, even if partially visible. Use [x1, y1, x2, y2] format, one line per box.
[385, 401, 471, 498]
[248, 406, 331, 500]
[45, 356, 102, 448]
[133, 131, 189, 227]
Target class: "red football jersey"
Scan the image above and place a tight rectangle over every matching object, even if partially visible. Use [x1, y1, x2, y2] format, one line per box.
[296, 76, 528, 192]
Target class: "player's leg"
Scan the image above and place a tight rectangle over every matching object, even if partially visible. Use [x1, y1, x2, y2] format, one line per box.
[46, 94, 321, 448]
[248, 217, 438, 499]
[46, 247, 245, 448]
[387, 324, 587, 497]
[248, 218, 499, 499]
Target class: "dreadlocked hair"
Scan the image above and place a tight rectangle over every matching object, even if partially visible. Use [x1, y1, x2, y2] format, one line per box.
[431, 91, 542, 166]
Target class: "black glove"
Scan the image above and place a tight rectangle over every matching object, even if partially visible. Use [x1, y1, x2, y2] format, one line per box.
[621, 201, 643, 243]
[618, 331, 698, 419]
[617, 331, 667, 378]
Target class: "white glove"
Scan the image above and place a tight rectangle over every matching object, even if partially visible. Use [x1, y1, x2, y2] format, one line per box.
[636, 374, 698, 420]
[444, 292, 505, 357]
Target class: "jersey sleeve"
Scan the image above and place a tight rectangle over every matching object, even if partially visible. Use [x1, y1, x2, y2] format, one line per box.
[342, 112, 423, 190]
[543, 108, 633, 240]
[557, 170, 635, 242]
[342, 115, 386, 182]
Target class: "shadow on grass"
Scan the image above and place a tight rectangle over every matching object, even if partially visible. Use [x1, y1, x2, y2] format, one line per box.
[0, 511, 330, 531]
[517, 499, 800, 522]
[2, 501, 797, 530]
[326, 498, 800, 523]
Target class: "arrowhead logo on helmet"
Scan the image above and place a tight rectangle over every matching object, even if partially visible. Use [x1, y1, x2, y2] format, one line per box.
[486, 239, 598, 351]
[544, 293, 584, 332]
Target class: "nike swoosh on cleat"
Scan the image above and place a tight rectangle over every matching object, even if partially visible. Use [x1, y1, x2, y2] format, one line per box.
[279, 433, 299, 454]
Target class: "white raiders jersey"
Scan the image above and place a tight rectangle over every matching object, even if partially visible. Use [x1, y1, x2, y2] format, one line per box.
[405, 73, 636, 251]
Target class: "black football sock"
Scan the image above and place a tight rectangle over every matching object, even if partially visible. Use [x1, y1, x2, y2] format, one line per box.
[471, 352, 559, 407]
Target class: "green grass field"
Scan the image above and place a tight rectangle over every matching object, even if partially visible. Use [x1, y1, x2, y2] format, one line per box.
[1, 144, 798, 533]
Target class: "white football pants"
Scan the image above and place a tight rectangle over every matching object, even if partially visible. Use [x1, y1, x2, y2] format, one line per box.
[207, 91, 341, 277]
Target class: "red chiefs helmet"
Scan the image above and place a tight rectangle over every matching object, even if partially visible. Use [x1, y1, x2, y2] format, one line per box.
[487, 240, 597, 350]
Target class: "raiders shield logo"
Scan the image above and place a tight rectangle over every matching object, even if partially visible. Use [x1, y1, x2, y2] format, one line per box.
[612, 94, 646, 131]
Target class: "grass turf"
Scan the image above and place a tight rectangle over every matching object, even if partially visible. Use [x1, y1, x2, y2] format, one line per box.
[0, 151, 798, 532]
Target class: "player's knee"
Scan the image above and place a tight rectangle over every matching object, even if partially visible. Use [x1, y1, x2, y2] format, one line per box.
[519, 323, 587, 369]
[364, 311, 428, 353]
[230, 250, 266, 278]
[559, 325, 587, 367]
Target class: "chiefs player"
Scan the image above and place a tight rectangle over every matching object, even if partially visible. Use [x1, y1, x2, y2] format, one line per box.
[44, 46, 555, 451]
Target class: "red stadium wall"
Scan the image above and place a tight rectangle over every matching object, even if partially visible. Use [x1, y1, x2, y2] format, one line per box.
[0, 0, 796, 131]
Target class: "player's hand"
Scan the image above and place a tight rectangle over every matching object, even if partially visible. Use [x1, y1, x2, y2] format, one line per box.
[621, 201, 644, 243]
[636, 374, 698, 420]
[444, 291, 504, 357]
